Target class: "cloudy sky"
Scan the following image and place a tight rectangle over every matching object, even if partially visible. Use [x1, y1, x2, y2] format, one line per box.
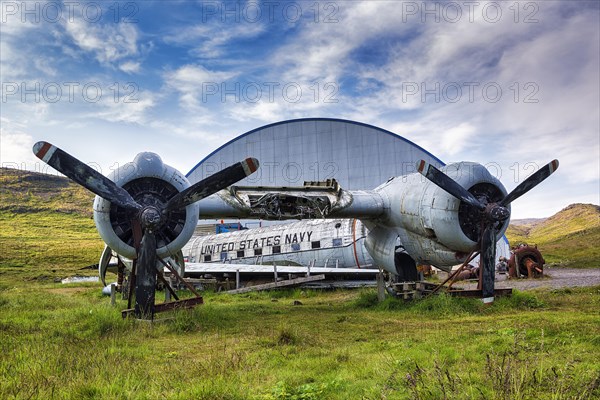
[1, 0, 598, 219]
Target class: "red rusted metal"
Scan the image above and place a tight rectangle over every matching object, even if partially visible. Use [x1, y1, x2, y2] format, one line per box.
[431, 250, 478, 294]
[157, 256, 202, 298]
[508, 244, 545, 278]
[157, 271, 179, 301]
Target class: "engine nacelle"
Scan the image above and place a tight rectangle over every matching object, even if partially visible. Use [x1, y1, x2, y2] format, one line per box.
[93, 152, 199, 260]
[371, 162, 509, 271]
[364, 222, 467, 274]
[363, 224, 398, 274]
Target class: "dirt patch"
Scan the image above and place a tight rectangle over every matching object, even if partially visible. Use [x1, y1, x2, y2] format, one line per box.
[455, 267, 600, 291]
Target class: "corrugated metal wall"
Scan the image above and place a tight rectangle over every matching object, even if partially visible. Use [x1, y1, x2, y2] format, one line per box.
[187, 118, 444, 189]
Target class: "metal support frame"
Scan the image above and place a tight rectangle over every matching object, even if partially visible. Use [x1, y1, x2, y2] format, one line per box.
[429, 251, 478, 295]
[425, 251, 513, 300]
[121, 253, 204, 319]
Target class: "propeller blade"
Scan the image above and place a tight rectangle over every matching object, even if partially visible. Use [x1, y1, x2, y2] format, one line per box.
[417, 160, 486, 210]
[500, 160, 559, 207]
[164, 157, 259, 212]
[98, 246, 114, 287]
[480, 225, 497, 303]
[134, 230, 157, 319]
[32, 141, 141, 212]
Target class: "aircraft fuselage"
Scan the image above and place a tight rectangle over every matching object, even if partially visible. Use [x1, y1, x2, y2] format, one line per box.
[183, 219, 375, 269]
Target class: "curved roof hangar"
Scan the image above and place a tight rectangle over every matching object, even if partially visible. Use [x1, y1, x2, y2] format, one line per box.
[186, 118, 444, 189]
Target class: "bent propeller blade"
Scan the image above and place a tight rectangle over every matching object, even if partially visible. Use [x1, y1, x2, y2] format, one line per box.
[416, 160, 486, 210]
[500, 160, 559, 207]
[164, 157, 259, 212]
[32, 141, 141, 212]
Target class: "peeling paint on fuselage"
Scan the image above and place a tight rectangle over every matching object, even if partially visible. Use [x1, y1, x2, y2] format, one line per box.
[183, 219, 374, 268]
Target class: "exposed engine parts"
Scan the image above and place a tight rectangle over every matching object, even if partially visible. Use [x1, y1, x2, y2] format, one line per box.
[508, 244, 545, 278]
[93, 152, 199, 261]
[225, 179, 344, 220]
[246, 193, 331, 219]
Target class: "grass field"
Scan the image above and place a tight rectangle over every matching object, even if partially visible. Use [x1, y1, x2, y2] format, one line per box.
[1, 168, 599, 399]
[1, 280, 599, 399]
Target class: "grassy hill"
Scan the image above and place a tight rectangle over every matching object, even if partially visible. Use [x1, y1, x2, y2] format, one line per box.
[0, 168, 102, 279]
[506, 204, 600, 268]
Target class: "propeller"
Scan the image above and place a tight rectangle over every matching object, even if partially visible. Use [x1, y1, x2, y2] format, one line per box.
[32, 142, 142, 212]
[164, 157, 259, 212]
[33, 141, 259, 319]
[417, 160, 486, 211]
[418, 159, 559, 302]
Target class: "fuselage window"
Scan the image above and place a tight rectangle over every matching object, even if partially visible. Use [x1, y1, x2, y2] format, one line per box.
[291, 243, 301, 251]
[311, 241, 321, 249]
[237, 250, 245, 258]
[220, 252, 227, 261]
[332, 238, 342, 247]
[254, 248, 262, 256]
[272, 245, 281, 254]
[204, 255, 212, 262]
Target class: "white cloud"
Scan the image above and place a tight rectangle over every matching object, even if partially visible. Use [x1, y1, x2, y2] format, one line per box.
[0, 9, 47, 80]
[330, 3, 598, 185]
[440, 123, 476, 156]
[165, 22, 265, 58]
[227, 101, 283, 122]
[62, 17, 140, 67]
[475, 12, 599, 184]
[164, 64, 237, 111]
[119, 61, 141, 74]
[92, 92, 156, 125]
[0, 120, 38, 169]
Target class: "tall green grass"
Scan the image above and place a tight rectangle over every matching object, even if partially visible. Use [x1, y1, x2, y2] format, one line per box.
[1, 284, 598, 399]
[1, 169, 599, 398]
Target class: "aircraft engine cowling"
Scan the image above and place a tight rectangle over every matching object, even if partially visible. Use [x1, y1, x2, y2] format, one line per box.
[93, 152, 199, 260]
[363, 224, 400, 275]
[377, 162, 509, 267]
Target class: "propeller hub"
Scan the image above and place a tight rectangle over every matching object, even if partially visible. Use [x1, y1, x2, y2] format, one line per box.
[486, 204, 510, 222]
[140, 206, 162, 230]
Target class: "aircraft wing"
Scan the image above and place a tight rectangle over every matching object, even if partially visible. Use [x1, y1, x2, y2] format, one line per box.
[184, 262, 379, 276]
[196, 179, 386, 220]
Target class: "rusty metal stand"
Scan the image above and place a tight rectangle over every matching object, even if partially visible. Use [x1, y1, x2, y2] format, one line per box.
[157, 257, 202, 297]
[122, 255, 204, 319]
[423, 251, 513, 300]
[429, 251, 478, 295]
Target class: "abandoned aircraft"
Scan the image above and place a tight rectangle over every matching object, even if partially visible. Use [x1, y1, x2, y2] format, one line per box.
[184, 218, 373, 269]
[33, 140, 558, 318]
[189, 159, 558, 301]
[180, 216, 509, 280]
